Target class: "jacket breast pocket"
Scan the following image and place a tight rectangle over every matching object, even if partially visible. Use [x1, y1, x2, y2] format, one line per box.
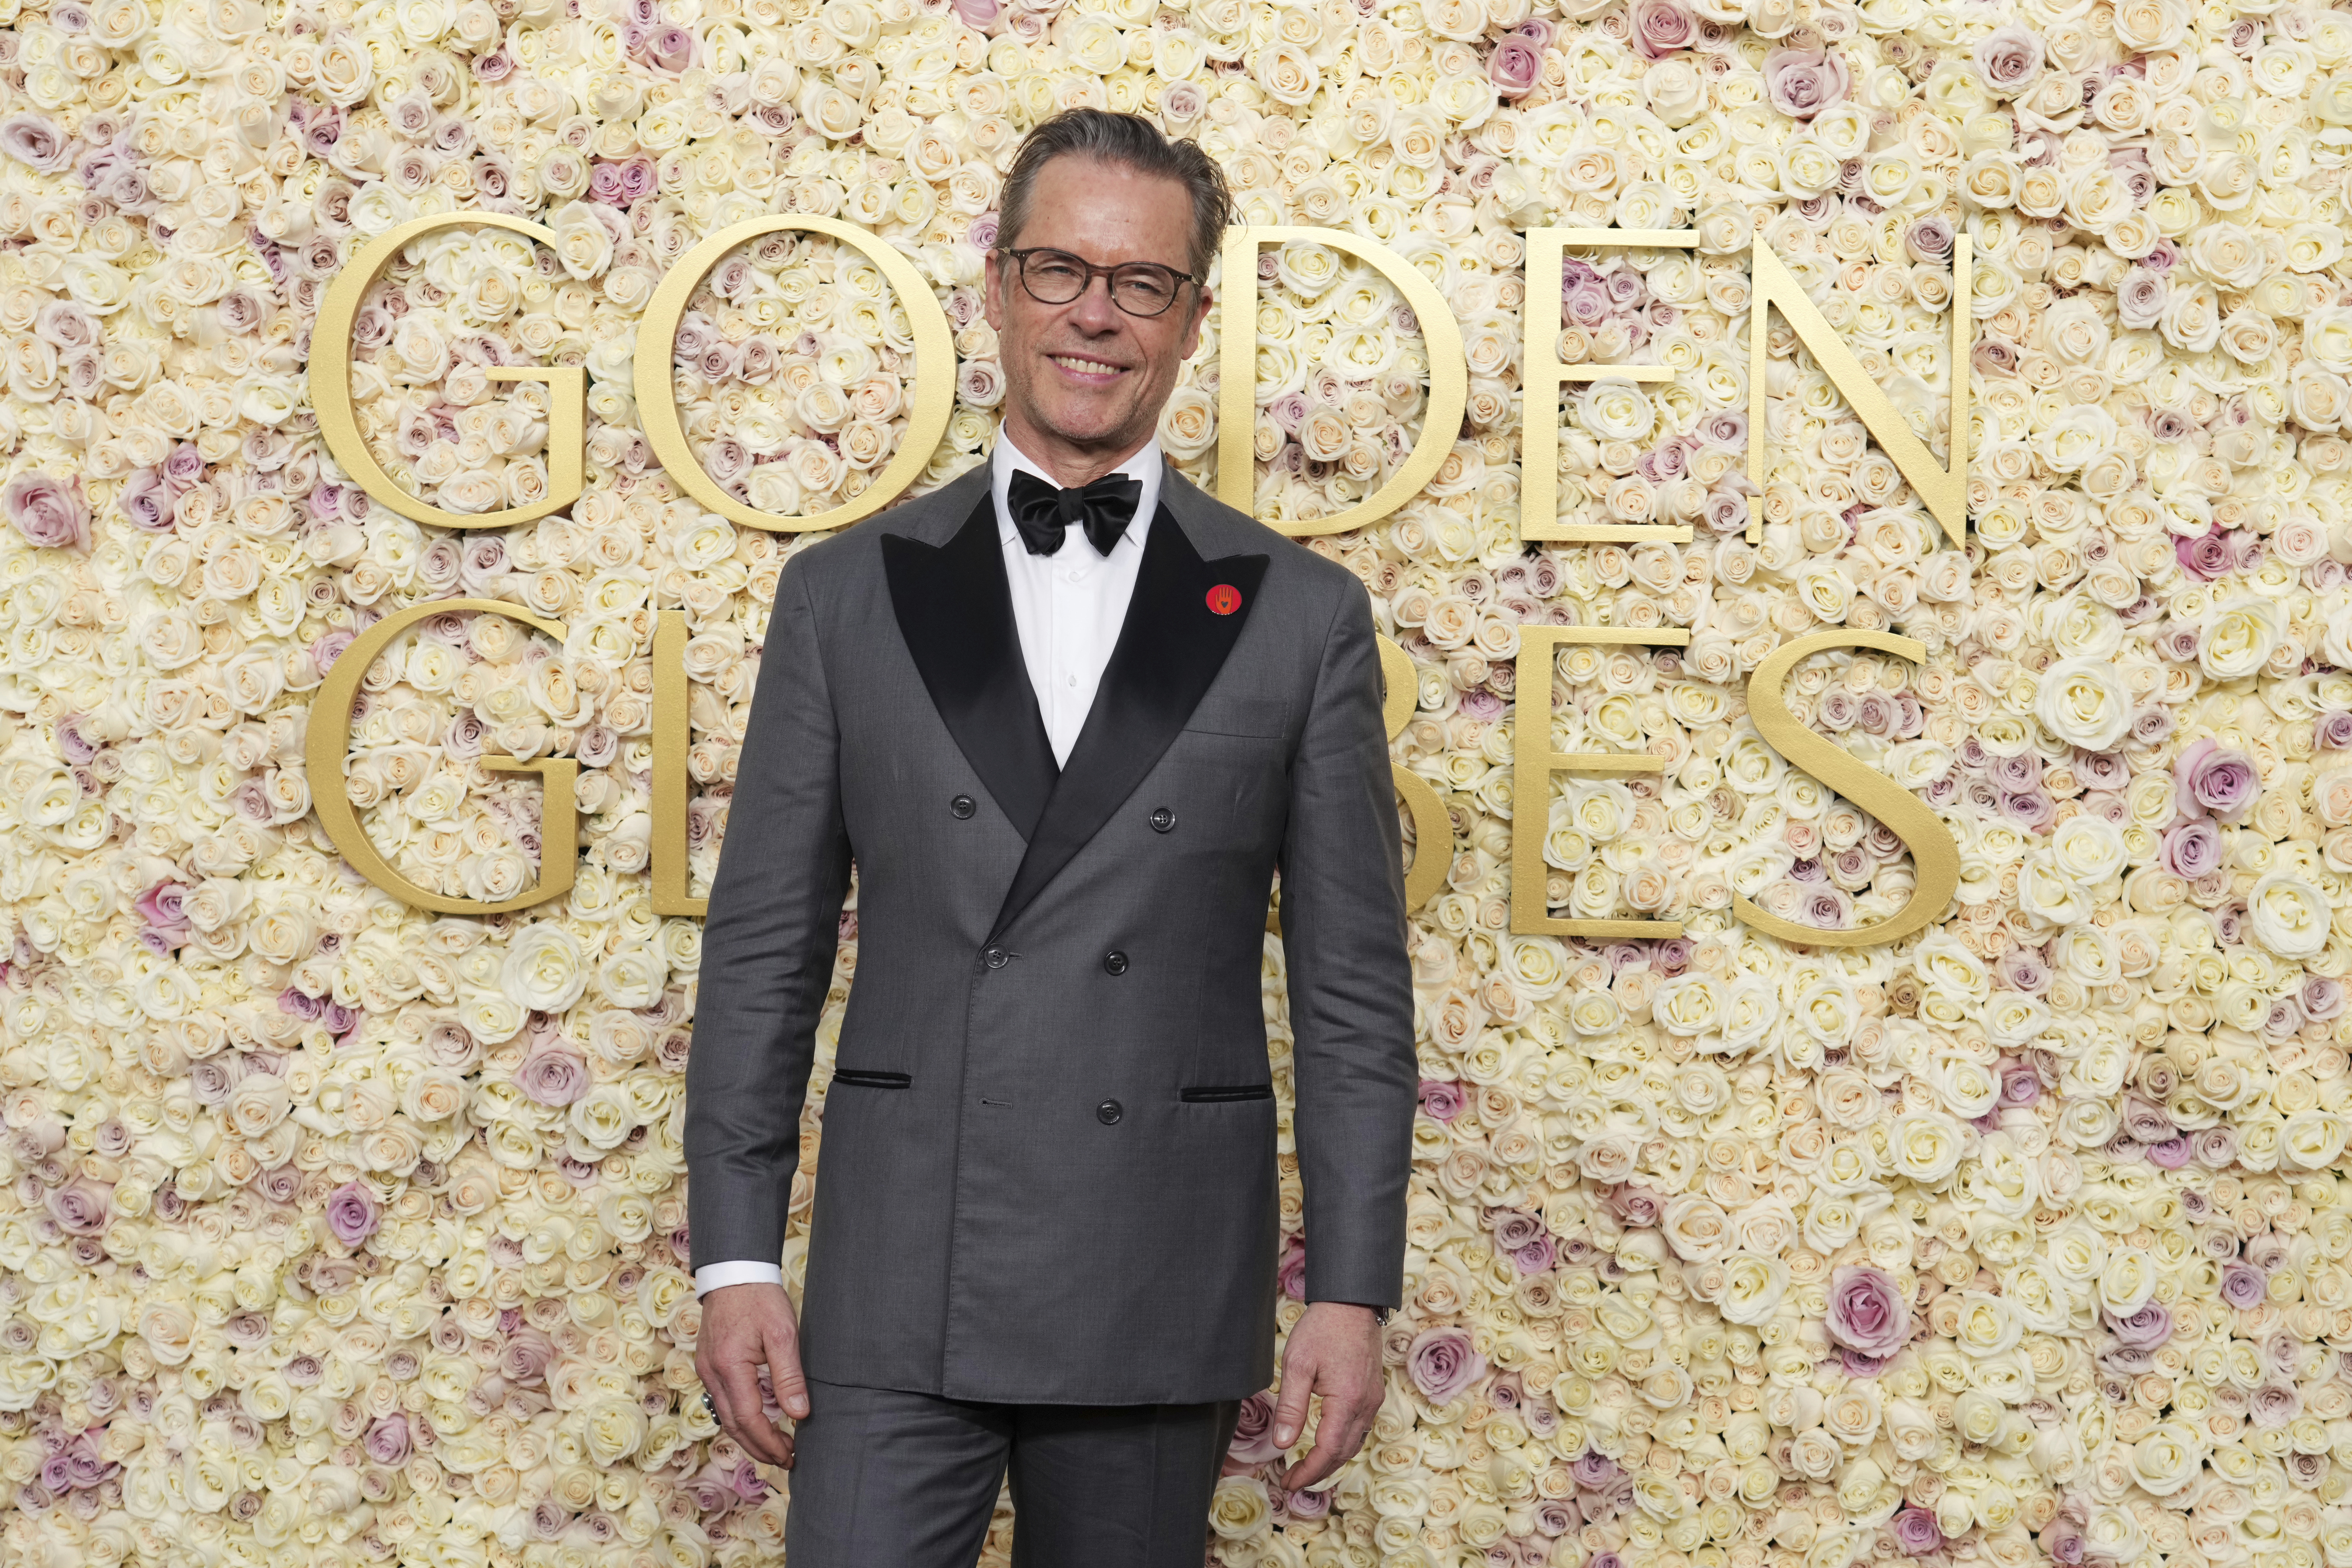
[1183, 697, 1289, 740]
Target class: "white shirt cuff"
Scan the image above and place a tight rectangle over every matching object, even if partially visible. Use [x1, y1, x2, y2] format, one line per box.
[694, 1261, 785, 1297]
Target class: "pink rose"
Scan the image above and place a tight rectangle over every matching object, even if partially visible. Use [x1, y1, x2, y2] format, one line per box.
[515, 1044, 590, 1106]
[1490, 36, 1542, 97]
[326, 1181, 380, 1246]
[1763, 47, 1851, 119]
[4, 472, 90, 551]
[1406, 1326, 1487, 1405]
[1629, 0, 1692, 59]
[1823, 1265, 1909, 1357]
[1227, 1391, 1284, 1463]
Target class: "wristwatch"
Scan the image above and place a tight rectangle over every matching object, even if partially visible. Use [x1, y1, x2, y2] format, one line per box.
[1331, 1300, 1397, 1326]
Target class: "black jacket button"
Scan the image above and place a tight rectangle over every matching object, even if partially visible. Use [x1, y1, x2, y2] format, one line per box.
[951, 794, 975, 819]
[984, 946, 1009, 969]
[1149, 806, 1176, 832]
[1103, 950, 1128, 975]
[1096, 1100, 1122, 1125]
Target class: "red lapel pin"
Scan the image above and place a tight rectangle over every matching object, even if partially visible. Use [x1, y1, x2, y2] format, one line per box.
[1205, 583, 1242, 616]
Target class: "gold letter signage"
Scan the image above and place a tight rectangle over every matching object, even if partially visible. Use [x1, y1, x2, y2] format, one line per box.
[314, 214, 586, 531]
[635, 216, 958, 533]
[306, 211, 1978, 946]
[1735, 632, 1962, 948]
[1217, 227, 1470, 538]
[305, 600, 578, 914]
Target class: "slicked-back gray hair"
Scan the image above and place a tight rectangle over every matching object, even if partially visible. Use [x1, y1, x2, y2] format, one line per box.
[997, 109, 1233, 286]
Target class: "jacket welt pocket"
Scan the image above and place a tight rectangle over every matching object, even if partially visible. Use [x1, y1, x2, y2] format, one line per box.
[1183, 698, 1289, 738]
[832, 1069, 912, 1090]
[1179, 1083, 1273, 1103]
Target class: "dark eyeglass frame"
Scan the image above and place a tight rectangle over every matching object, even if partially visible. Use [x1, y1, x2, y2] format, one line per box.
[995, 246, 1199, 318]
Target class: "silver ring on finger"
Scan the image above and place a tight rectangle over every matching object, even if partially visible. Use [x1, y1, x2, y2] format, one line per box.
[701, 1390, 716, 1414]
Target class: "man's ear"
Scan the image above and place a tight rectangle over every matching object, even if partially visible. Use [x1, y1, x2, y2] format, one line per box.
[1176, 284, 1212, 363]
[982, 250, 1006, 332]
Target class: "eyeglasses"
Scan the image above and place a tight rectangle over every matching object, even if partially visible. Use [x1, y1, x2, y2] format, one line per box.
[996, 247, 1197, 318]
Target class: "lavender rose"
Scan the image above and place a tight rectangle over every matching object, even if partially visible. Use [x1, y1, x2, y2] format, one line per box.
[1283, 1483, 1332, 1520]
[1406, 1326, 1488, 1406]
[1824, 1266, 1910, 1357]
[1763, 48, 1851, 119]
[364, 1413, 412, 1466]
[46, 1176, 111, 1235]
[2175, 738, 2257, 821]
[3, 473, 91, 551]
[2220, 1261, 2267, 1309]
[1970, 26, 2043, 96]
[1228, 1391, 1284, 1463]
[1490, 36, 1542, 97]
[1569, 1452, 1622, 1489]
[2105, 1300, 2172, 1350]
[2159, 818, 2223, 879]
[326, 1180, 380, 1246]
[0, 113, 73, 173]
[1276, 1235, 1307, 1301]
[1893, 1506, 1944, 1553]
[1418, 1079, 1465, 1121]
[1628, 0, 1692, 59]
[515, 1044, 590, 1107]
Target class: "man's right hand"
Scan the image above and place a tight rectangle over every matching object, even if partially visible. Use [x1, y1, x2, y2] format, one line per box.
[694, 1281, 808, 1469]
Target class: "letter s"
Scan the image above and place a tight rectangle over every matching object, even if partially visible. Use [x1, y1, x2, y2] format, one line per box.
[1736, 630, 1960, 948]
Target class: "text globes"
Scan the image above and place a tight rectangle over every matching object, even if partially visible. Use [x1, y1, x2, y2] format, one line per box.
[307, 214, 1972, 943]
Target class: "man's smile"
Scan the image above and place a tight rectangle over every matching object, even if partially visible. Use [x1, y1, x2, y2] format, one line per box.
[1047, 353, 1128, 382]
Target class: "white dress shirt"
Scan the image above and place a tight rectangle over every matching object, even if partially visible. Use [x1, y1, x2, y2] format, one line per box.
[693, 430, 1162, 1299]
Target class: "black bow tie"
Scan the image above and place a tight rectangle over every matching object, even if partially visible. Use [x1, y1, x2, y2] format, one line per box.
[1007, 469, 1141, 558]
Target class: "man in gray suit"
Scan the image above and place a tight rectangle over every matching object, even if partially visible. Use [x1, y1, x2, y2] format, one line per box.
[683, 108, 1416, 1564]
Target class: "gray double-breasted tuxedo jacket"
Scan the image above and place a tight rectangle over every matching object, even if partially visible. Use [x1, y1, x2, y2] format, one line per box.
[682, 458, 1416, 1405]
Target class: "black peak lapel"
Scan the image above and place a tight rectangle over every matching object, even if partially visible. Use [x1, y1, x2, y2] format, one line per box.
[882, 493, 1059, 841]
[988, 503, 1270, 941]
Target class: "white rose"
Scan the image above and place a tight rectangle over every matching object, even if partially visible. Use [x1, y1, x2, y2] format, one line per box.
[2249, 873, 2328, 959]
[2198, 597, 2282, 681]
[1716, 1251, 1790, 1326]
[2129, 1422, 2207, 1497]
[1651, 974, 1721, 1036]
[1890, 1112, 1965, 1185]
[1952, 1293, 2021, 1357]
[2032, 656, 2132, 749]
[1208, 1476, 1272, 1540]
[2283, 1109, 2350, 1171]
[2099, 1249, 2156, 1314]
[582, 1397, 648, 1465]
[499, 924, 588, 1013]
[1661, 1194, 1734, 1264]
[2046, 815, 2126, 886]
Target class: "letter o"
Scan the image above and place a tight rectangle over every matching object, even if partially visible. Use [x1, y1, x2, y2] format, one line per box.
[1218, 226, 1469, 537]
[635, 216, 957, 532]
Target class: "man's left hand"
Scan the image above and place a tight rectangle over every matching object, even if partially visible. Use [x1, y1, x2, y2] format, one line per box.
[1269, 1301, 1384, 1493]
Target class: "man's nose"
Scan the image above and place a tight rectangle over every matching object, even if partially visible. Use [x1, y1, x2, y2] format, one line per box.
[1065, 272, 1125, 333]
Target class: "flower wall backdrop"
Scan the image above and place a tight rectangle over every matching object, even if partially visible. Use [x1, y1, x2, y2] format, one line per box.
[5, 0, 2352, 1564]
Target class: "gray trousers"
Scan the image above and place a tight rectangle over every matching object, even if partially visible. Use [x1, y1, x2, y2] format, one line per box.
[783, 1377, 1245, 1567]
